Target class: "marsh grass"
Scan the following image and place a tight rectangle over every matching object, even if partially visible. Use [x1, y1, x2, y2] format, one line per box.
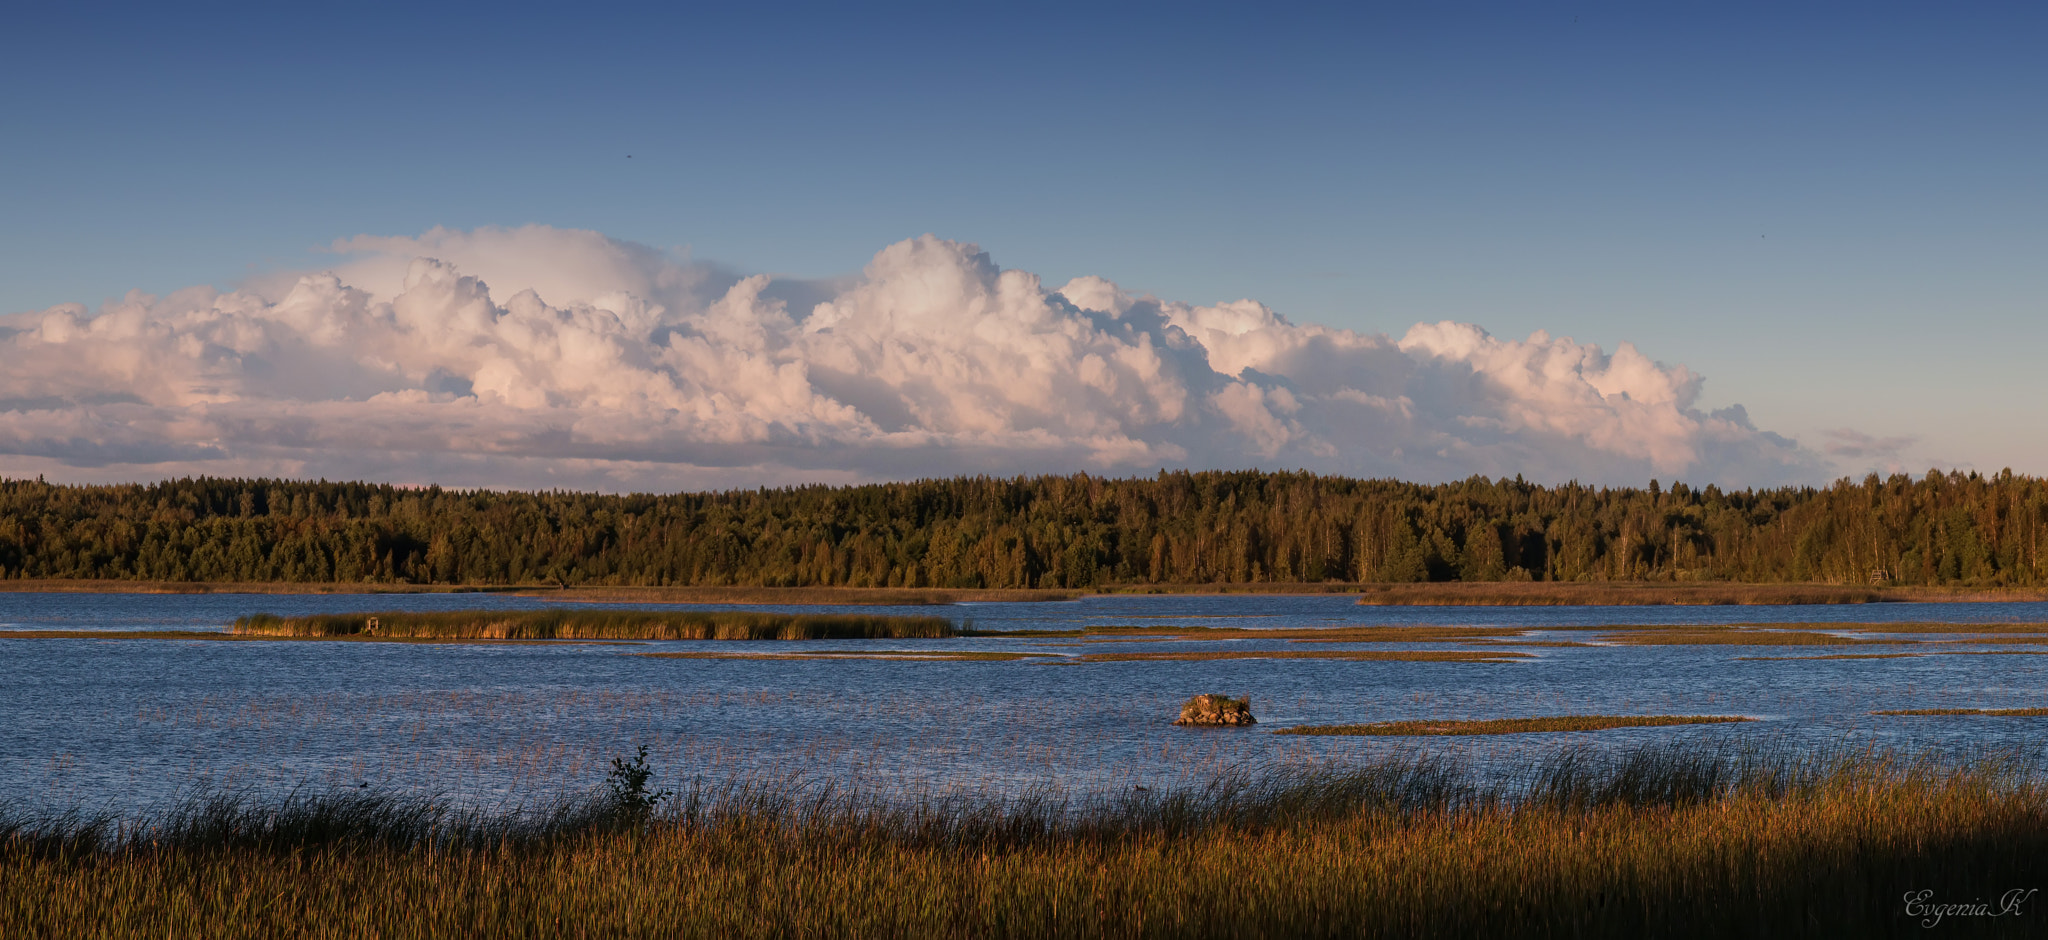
[1873, 708, 2048, 717]
[0, 629, 637, 645]
[1353, 582, 2048, 606]
[1738, 653, 1924, 661]
[1596, 629, 1906, 647]
[1353, 582, 1905, 606]
[1275, 716, 1755, 737]
[634, 650, 1055, 662]
[7, 744, 2047, 937]
[527, 585, 1081, 605]
[233, 610, 957, 641]
[1070, 650, 1530, 663]
[1819, 622, 2048, 634]
[967, 625, 1531, 643]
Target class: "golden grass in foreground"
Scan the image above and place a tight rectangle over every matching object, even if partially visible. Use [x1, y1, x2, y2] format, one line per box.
[233, 609, 956, 640]
[6, 749, 2045, 937]
[1275, 716, 1754, 736]
[1873, 708, 2048, 717]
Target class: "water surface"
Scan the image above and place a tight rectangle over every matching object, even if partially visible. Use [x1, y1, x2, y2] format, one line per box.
[5, 592, 2046, 814]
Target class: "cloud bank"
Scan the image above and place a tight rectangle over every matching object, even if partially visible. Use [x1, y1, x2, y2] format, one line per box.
[0, 226, 1817, 491]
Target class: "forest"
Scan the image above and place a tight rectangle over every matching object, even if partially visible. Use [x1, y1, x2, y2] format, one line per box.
[1, 469, 2044, 589]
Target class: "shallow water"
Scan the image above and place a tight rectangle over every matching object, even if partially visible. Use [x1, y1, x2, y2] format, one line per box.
[4, 591, 2047, 814]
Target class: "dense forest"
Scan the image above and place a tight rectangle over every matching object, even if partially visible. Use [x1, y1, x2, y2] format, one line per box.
[1, 470, 2045, 588]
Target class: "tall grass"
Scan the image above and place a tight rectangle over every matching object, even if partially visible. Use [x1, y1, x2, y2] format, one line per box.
[231, 609, 958, 640]
[1354, 582, 1902, 606]
[7, 744, 2048, 937]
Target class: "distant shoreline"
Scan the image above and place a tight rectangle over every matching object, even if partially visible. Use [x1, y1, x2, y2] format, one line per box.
[3, 578, 2045, 606]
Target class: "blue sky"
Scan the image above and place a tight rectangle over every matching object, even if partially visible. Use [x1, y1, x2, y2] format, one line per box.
[2, 2, 2042, 487]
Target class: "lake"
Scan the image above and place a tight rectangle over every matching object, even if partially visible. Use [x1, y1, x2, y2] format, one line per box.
[5, 591, 2047, 815]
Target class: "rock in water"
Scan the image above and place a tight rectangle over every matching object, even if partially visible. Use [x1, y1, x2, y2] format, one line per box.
[1176, 694, 1256, 726]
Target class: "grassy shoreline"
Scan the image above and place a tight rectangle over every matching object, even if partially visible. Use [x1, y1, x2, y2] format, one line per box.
[232, 610, 957, 640]
[9, 578, 2048, 606]
[5, 746, 2044, 937]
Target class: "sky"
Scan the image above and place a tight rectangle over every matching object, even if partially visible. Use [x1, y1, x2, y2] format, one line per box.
[1, 2, 2041, 492]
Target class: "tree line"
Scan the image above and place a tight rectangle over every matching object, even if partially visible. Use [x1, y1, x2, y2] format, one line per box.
[1, 469, 2044, 588]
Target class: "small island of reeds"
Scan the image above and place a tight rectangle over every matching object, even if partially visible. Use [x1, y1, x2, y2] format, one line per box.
[231, 609, 957, 641]
[1874, 708, 2048, 717]
[1276, 715, 1755, 736]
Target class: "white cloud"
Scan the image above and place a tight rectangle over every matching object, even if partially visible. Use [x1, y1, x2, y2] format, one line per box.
[0, 226, 1822, 490]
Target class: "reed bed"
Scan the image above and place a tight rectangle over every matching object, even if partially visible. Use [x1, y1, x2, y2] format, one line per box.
[1353, 582, 1904, 606]
[634, 650, 1054, 662]
[528, 585, 1082, 605]
[1874, 708, 2048, 717]
[968, 625, 1531, 642]
[1070, 649, 1531, 664]
[231, 609, 958, 641]
[1595, 629, 1905, 647]
[1275, 716, 1756, 736]
[1815, 622, 2048, 634]
[5, 745, 2046, 937]
[1738, 653, 1924, 661]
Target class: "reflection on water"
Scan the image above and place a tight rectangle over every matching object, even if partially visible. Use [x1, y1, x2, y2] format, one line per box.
[4, 592, 2048, 814]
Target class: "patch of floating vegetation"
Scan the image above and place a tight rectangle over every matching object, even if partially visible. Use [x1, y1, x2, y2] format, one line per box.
[1276, 715, 1755, 736]
[1786, 622, 2048, 634]
[1872, 708, 2048, 717]
[1595, 629, 1906, 647]
[233, 610, 956, 641]
[1462, 640, 1595, 648]
[525, 585, 1081, 605]
[1934, 636, 2048, 645]
[1736, 653, 1924, 661]
[634, 650, 1054, 662]
[966, 625, 1531, 643]
[0, 629, 636, 645]
[1353, 583, 1898, 606]
[1071, 650, 1529, 664]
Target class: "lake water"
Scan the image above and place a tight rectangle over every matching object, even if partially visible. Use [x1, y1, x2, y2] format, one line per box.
[5, 591, 2048, 815]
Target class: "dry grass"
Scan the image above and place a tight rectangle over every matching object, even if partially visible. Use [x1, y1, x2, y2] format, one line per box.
[1354, 582, 1901, 606]
[232, 610, 957, 640]
[0, 579, 512, 595]
[1808, 622, 2048, 634]
[1873, 708, 2048, 717]
[1094, 581, 1371, 595]
[1070, 650, 1530, 664]
[1276, 716, 1755, 736]
[1736, 653, 1925, 661]
[525, 585, 1082, 605]
[0, 629, 635, 645]
[1352, 582, 2048, 606]
[633, 650, 1054, 662]
[1595, 629, 1907, 647]
[6, 746, 2046, 937]
[970, 625, 1531, 643]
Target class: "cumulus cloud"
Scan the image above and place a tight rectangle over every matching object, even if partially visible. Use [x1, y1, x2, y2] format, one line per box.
[0, 226, 1822, 490]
